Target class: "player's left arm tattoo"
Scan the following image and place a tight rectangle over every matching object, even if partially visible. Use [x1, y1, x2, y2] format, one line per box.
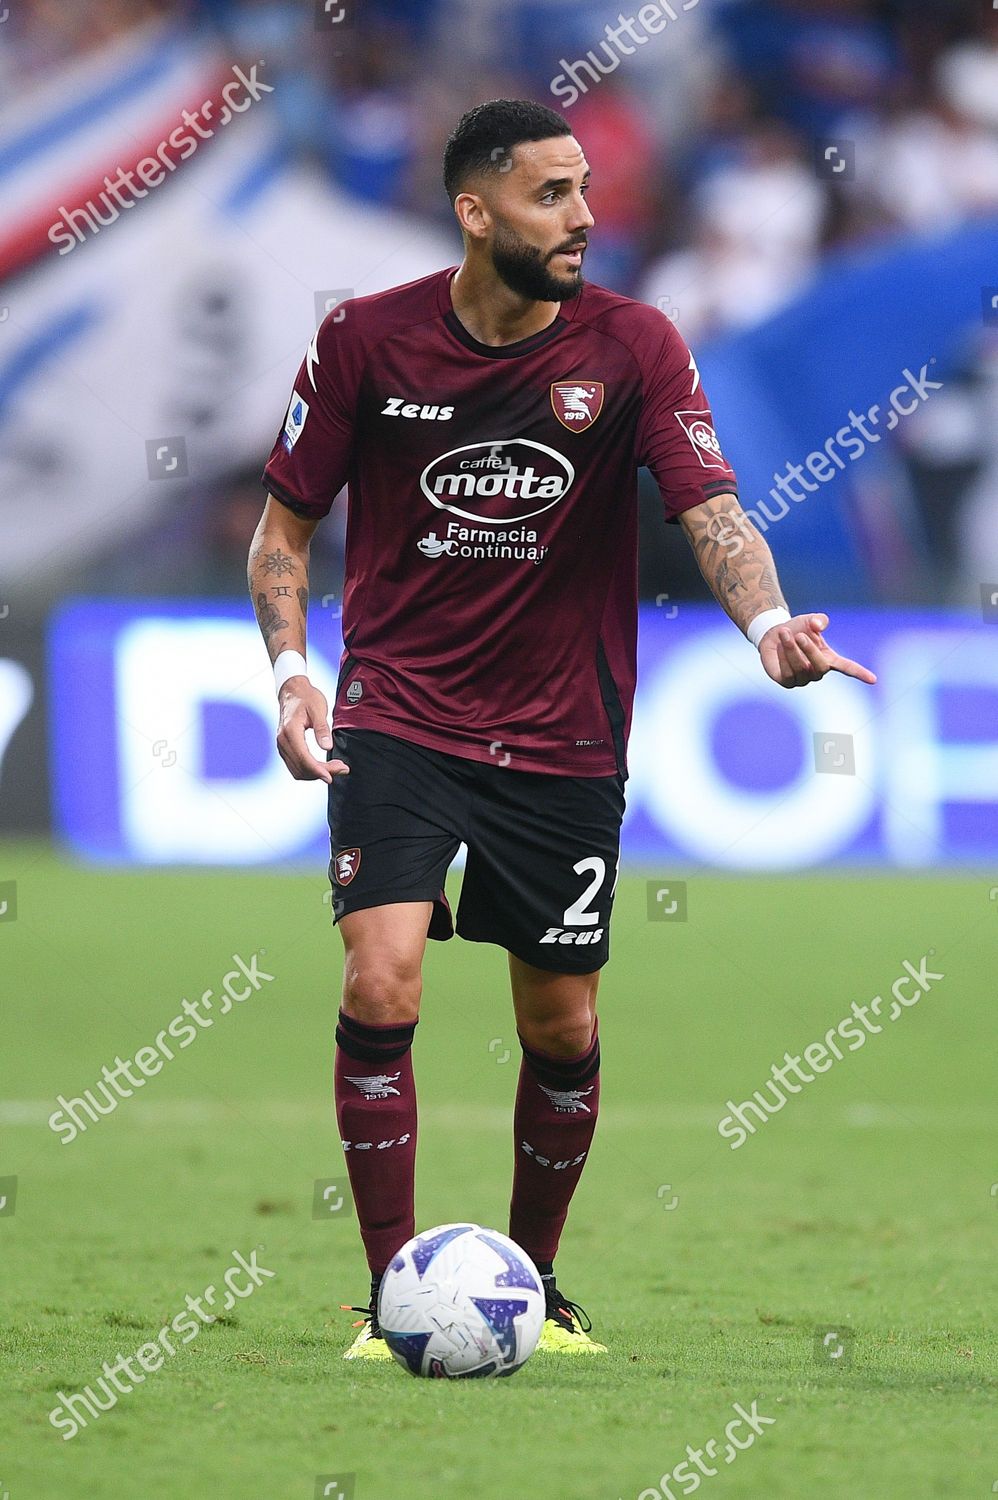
[679, 494, 788, 634]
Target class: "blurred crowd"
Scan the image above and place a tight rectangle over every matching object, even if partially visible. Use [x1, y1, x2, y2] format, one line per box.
[7, 0, 998, 324]
[4, 0, 997, 605]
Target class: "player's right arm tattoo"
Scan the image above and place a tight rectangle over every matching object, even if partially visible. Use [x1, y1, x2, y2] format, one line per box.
[255, 592, 289, 645]
[261, 548, 296, 577]
[679, 494, 788, 634]
[248, 501, 318, 665]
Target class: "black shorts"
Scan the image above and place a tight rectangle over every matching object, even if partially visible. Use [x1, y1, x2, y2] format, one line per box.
[326, 728, 625, 973]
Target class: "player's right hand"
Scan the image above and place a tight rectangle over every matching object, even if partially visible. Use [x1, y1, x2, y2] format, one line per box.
[276, 679, 349, 783]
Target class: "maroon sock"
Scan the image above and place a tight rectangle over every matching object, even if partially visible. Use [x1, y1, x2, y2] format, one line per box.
[508, 1018, 600, 1266]
[334, 1009, 418, 1277]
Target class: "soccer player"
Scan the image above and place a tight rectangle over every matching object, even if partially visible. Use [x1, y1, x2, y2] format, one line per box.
[250, 99, 875, 1360]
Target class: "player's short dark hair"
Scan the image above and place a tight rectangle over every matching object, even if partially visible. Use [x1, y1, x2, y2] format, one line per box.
[443, 98, 572, 202]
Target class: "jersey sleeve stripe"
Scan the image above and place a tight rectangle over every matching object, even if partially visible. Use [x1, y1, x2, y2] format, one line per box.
[260, 469, 326, 519]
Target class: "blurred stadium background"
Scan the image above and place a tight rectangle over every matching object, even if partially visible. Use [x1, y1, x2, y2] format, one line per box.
[2, 4, 997, 1497]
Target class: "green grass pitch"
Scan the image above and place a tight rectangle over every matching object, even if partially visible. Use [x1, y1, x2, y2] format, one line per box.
[1, 841, 995, 1499]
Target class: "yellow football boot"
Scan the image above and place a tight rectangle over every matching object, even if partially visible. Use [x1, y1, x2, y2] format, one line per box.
[340, 1277, 394, 1362]
[536, 1280, 608, 1354]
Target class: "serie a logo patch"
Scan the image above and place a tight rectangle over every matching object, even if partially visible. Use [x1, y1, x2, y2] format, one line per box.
[282, 391, 309, 452]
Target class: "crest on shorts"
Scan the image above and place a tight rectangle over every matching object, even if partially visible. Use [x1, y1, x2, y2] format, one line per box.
[334, 847, 361, 885]
[550, 381, 604, 431]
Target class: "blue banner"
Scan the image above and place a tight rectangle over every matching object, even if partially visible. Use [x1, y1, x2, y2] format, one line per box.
[697, 218, 998, 601]
[47, 600, 998, 868]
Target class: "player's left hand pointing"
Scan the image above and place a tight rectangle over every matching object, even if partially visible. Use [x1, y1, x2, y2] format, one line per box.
[759, 613, 877, 689]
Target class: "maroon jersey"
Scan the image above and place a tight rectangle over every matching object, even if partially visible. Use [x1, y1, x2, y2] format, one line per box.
[263, 268, 737, 776]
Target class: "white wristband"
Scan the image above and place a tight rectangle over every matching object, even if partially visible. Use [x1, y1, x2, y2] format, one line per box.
[273, 649, 309, 694]
[746, 607, 791, 650]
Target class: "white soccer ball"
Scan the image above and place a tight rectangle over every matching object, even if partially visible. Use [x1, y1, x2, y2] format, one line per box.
[377, 1223, 545, 1378]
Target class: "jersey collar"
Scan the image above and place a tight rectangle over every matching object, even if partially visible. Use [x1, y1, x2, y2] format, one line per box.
[438, 265, 579, 359]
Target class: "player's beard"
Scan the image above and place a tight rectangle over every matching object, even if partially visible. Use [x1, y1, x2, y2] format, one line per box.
[490, 220, 586, 303]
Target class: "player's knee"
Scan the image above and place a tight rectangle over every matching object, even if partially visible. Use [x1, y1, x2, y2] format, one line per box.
[519, 1008, 596, 1059]
[341, 951, 422, 1025]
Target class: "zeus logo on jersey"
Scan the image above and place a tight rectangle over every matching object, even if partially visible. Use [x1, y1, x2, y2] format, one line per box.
[382, 396, 454, 420]
[674, 409, 728, 471]
[282, 392, 308, 452]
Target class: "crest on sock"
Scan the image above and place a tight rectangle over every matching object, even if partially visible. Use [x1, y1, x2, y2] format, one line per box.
[345, 1072, 402, 1099]
[539, 1083, 594, 1114]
